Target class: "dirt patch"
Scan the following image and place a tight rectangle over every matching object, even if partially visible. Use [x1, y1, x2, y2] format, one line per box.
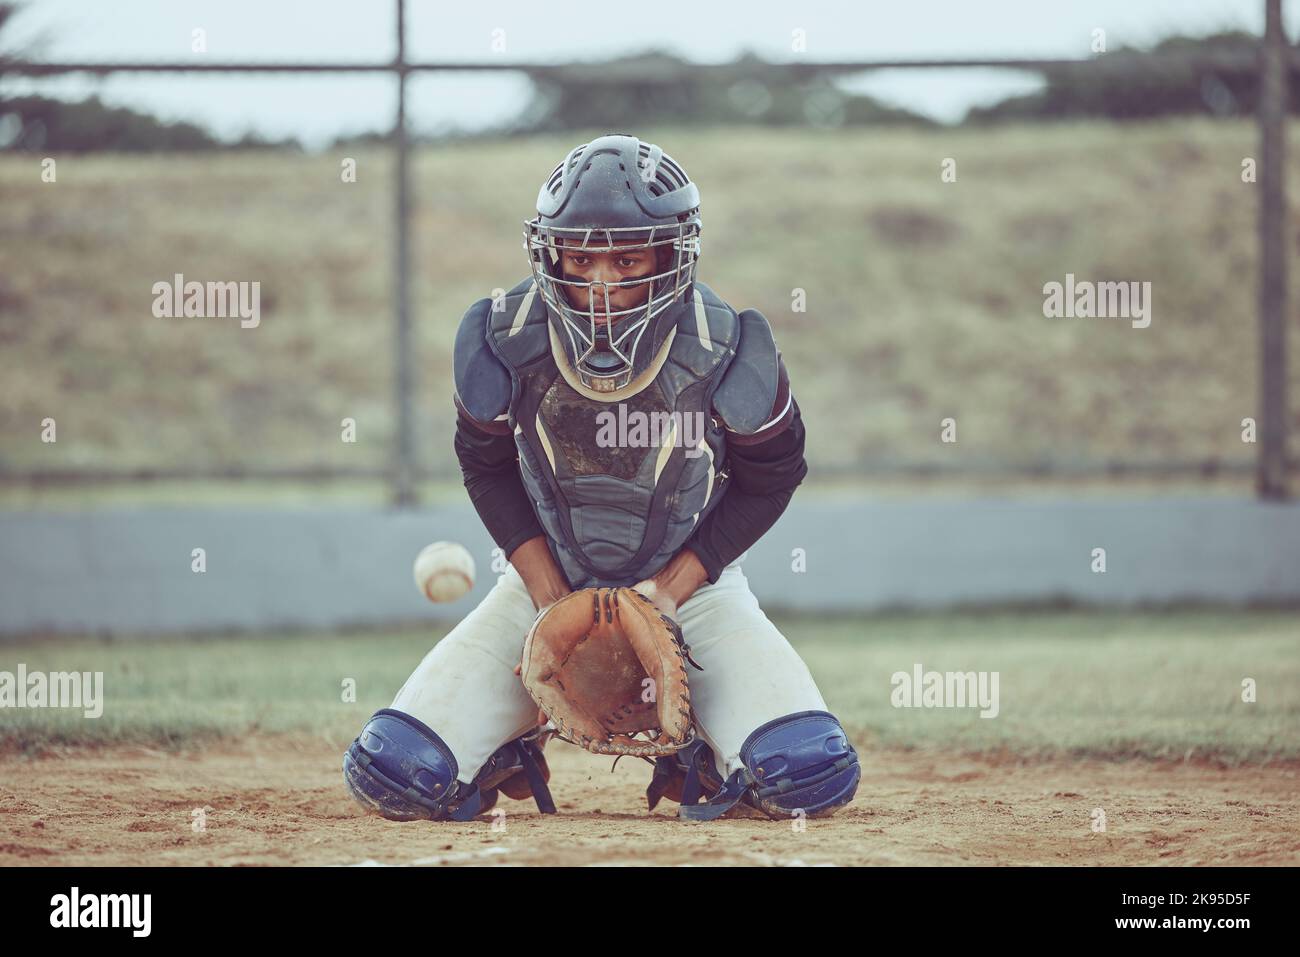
[1, 735, 1297, 866]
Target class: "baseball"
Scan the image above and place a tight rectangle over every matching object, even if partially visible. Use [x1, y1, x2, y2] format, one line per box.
[413, 541, 475, 603]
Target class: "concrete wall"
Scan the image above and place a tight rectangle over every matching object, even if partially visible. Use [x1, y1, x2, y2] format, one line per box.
[1, 497, 1297, 636]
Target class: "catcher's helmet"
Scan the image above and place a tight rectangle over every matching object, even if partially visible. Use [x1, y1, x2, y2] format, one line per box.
[524, 133, 702, 393]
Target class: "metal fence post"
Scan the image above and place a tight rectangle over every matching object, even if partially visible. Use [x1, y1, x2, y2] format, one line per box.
[391, 0, 416, 506]
[1257, 0, 1290, 500]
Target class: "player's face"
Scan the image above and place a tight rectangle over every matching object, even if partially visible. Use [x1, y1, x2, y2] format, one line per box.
[558, 241, 658, 324]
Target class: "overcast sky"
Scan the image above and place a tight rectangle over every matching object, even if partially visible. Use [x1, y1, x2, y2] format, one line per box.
[2, 0, 1293, 147]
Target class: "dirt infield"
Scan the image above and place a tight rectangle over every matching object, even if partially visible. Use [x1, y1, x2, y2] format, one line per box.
[1, 735, 1296, 867]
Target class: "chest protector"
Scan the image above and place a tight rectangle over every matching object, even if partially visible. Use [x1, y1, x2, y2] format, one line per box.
[485, 278, 742, 588]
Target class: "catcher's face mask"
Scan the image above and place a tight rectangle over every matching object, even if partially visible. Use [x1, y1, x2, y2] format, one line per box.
[524, 134, 702, 393]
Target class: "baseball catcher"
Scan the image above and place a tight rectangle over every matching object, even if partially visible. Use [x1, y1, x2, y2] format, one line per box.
[344, 134, 860, 822]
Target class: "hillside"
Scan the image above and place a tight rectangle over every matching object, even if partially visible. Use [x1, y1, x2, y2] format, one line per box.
[1, 121, 1297, 489]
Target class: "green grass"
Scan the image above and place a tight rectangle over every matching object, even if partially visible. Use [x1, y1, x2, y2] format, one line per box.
[788, 609, 1300, 763]
[2, 609, 1296, 764]
[3, 120, 1298, 493]
[0, 628, 432, 751]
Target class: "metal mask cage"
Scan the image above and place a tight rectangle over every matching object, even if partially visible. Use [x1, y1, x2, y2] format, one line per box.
[523, 220, 701, 390]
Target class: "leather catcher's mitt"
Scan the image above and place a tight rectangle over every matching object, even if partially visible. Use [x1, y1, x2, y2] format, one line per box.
[520, 587, 702, 757]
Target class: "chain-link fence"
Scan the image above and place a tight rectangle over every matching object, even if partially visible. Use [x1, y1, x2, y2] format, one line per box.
[0, 0, 1294, 501]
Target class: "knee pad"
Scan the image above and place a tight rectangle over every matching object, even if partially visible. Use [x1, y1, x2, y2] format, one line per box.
[679, 711, 860, 822]
[343, 709, 465, 821]
[343, 709, 556, 822]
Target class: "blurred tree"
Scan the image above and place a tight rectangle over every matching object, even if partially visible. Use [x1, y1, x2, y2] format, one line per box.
[507, 51, 933, 133]
[0, 94, 223, 151]
[967, 31, 1300, 123]
[0, 2, 301, 152]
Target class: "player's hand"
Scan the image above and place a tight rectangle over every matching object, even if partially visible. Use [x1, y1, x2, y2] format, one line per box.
[631, 578, 679, 622]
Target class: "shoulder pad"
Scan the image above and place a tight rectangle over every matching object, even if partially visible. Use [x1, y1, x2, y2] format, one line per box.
[712, 308, 780, 435]
[454, 298, 512, 424]
[484, 278, 551, 369]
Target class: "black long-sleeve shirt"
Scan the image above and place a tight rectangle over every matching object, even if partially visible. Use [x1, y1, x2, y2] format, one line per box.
[453, 364, 807, 585]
